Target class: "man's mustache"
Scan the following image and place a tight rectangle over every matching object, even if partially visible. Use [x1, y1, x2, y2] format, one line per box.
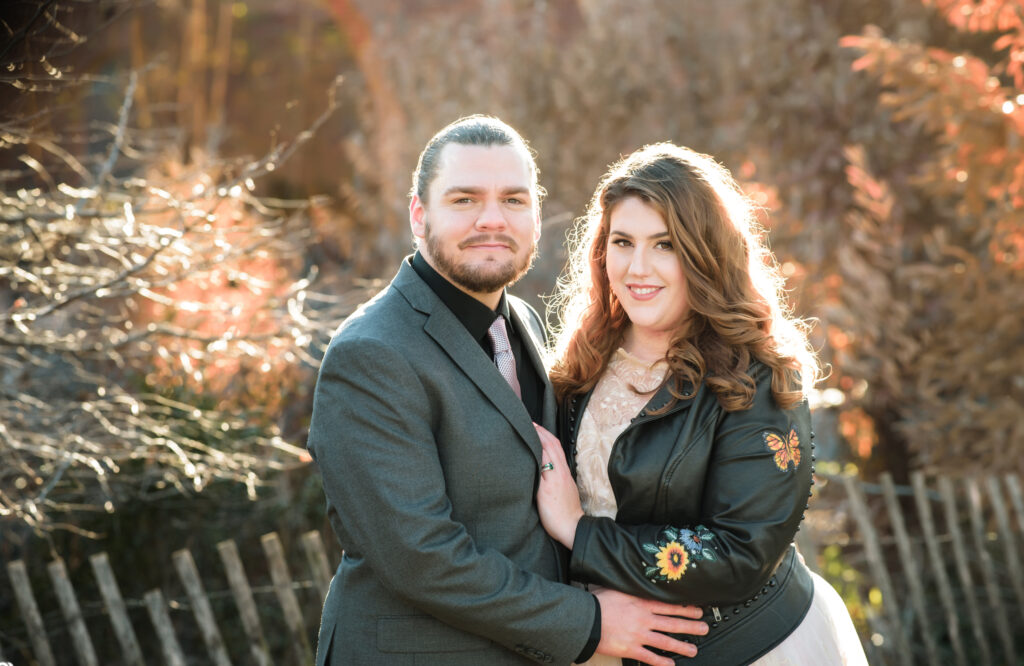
[458, 234, 520, 251]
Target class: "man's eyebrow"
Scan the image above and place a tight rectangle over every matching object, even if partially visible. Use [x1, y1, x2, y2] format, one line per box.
[441, 186, 532, 197]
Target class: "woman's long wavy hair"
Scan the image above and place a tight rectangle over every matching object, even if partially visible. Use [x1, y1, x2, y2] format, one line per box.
[550, 143, 818, 411]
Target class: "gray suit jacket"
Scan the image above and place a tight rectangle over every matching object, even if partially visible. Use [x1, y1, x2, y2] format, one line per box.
[307, 259, 595, 665]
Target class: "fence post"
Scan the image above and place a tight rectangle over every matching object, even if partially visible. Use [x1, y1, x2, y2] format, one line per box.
[301, 530, 334, 603]
[965, 478, 1017, 664]
[879, 472, 940, 665]
[217, 539, 272, 666]
[1006, 474, 1024, 535]
[172, 548, 232, 666]
[262, 531, 313, 664]
[910, 472, 967, 666]
[144, 588, 187, 666]
[6, 560, 57, 666]
[842, 476, 914, 666]
[986, 476, 1024, 620]
[89, 552, 145, 666]
[938, 477, 992, 665]
[48, 557, 99, 666]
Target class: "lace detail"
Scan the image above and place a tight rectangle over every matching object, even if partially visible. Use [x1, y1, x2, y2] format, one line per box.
[575, 348, 668, 520]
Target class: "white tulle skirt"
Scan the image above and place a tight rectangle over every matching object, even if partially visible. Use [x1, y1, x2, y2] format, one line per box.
[581, 571, 867, 665]
[751, 570, 868, 666]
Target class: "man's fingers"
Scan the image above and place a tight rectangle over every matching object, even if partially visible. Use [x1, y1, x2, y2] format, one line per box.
[629, 647, 678, 666]
[652, 614, 708, 636]
[642, 632, 699, 659]
[641, 599, 703, 618]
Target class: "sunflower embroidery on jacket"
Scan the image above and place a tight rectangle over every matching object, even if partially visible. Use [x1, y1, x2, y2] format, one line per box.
[641, 525, 717, 583]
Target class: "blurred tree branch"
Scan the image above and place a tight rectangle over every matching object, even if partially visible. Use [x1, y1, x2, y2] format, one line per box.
[0, 35, 358, 541]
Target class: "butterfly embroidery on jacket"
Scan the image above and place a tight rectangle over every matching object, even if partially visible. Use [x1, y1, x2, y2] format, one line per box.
[764, 428, 801, 472]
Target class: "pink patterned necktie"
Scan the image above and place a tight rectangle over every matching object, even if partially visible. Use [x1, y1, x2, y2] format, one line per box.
[487, 317, 521, 398]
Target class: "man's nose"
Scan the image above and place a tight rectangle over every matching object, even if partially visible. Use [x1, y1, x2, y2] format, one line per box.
[475, 198, 508, 230]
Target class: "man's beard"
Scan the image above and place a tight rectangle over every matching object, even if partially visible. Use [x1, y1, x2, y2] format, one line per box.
[424, 222, 537, 294]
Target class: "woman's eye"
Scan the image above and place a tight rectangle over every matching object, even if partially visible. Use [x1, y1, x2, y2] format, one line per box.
[611, 238, 632, 247]
[656, 241, 674, 250]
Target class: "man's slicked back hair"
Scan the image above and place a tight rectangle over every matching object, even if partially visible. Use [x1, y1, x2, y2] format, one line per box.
[411, 115, 544, 204]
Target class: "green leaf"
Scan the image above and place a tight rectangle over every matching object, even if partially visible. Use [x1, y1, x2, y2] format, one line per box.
[642, 543, 662, 554]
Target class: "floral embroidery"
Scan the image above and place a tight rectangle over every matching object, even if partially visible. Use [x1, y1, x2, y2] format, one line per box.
[642, 525, 717, 583]
[764, 428, 801, 472]
[655, 541, 688, 580]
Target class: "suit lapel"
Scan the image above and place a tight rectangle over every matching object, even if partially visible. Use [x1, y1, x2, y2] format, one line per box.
[507, 301, 557, 432]
[393, 261, 543, 463]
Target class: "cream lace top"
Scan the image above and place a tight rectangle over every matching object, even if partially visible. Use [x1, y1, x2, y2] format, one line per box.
[574, 348, 668, 666]
[576, 348, 669, 521]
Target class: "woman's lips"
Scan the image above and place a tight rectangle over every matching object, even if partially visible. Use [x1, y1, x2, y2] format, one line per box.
[627, 284, 663, 300]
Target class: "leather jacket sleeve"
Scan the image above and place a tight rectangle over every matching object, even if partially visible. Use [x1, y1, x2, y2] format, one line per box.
[567, 365, 813, 607]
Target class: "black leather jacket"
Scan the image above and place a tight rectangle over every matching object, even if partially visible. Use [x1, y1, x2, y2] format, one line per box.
[559, 361, 815, 665]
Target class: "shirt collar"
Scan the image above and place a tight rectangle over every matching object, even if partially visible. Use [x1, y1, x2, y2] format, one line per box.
[411, 251, 510, 342]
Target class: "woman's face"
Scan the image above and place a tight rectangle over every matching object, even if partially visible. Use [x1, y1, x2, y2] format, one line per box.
[605, 196, 690, 345]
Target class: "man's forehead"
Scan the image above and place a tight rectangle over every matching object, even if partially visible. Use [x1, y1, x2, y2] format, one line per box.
[434, 143, 533, 183]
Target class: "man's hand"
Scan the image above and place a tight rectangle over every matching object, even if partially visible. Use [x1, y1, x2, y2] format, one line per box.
[593, 588, 707, 665]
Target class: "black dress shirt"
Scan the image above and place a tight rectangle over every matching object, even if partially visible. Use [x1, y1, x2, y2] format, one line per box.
[410, 252, 600, 663]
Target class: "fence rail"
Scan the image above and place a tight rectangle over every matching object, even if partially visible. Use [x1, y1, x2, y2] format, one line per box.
[2, 473, 1023, 664]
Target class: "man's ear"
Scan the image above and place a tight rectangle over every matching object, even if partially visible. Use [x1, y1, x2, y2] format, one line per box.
[410, 195, 426, 240]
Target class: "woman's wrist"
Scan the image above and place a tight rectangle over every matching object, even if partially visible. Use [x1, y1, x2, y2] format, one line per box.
[561, 511, 583, 550]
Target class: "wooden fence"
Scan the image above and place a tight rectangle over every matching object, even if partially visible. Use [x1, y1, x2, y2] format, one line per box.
[799, 471, 1024, 666]
[1, 531, 333, 665]
[2, 472, 1023, 665]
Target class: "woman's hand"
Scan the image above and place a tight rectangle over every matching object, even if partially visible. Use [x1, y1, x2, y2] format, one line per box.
[534, 423, 584, 549]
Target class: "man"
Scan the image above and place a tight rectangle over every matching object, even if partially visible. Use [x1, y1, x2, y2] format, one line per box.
[307, 115, 706, 665]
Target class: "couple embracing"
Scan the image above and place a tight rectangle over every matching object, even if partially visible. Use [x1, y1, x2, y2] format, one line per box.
[306, 116, 866, 665]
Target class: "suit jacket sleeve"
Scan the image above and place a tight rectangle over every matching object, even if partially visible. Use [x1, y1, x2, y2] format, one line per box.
[568, 367, 812, 606]
[308, 334, 594, 662]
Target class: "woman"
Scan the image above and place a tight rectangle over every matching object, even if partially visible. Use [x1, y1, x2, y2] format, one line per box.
[535, 143, 866, 665]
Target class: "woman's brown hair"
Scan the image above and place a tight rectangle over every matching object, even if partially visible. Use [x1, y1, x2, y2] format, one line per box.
[549, 143, 818, 411]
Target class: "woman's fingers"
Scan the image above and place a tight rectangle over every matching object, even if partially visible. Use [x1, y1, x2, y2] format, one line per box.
[533, 422, 568, 468]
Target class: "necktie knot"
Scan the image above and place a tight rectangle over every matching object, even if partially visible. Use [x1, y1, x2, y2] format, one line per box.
[488, 318, 512, 353]
[487, 317, 521, 398]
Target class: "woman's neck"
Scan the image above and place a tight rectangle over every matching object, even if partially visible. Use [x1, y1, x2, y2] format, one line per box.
[621, 326, 672, 364]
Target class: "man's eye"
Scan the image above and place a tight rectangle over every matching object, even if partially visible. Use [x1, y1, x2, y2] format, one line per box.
[506, 198, 525, 205]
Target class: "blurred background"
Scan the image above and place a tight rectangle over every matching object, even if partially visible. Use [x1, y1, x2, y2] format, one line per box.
[2, 0, 1023, 663]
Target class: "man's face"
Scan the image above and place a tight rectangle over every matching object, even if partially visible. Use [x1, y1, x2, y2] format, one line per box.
[410, 143, 541, 300]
